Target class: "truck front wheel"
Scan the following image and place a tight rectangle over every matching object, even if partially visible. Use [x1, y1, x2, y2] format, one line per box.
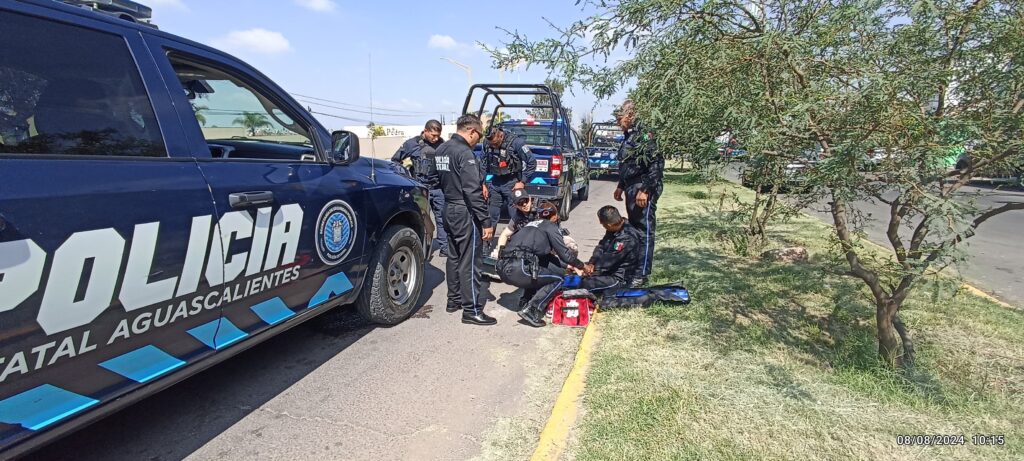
[356, 226, 424, 324]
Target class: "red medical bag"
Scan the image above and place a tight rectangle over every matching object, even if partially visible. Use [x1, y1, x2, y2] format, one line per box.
[549, 292, 595, 327]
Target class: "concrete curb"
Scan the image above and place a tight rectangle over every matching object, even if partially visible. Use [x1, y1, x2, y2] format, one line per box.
[530, 311, 601, 461]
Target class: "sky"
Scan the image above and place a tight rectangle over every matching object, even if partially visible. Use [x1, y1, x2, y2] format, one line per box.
[145, 0, 630, 130]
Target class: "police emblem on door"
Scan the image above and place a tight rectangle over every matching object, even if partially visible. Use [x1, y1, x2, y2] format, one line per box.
[316, 200, 358, 265]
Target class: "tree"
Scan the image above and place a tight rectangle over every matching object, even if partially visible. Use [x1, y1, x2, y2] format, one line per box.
[366, 122, 385, 140]
[193, 105, 208, 127]
[527, 78, 573, 121]
[579, 113, 595, 147]
[233, 112, 271, 136]
[492, 0, 1024, 368]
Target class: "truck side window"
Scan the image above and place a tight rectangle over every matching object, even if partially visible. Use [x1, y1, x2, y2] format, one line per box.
[168, 56, 315, 161]
[0, 11, 166, 157]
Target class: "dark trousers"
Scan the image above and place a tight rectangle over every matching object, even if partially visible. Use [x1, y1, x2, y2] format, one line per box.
[444, 203, 486, 314]
[487, 175, 518, 230]
[429, 189, 448, 255]
[625, 183, 661, 277]
[580, 276, 626, 294]
[497, 258, 564, 312]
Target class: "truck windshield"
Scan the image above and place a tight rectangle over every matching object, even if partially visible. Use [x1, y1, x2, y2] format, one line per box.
[501, 125, 556, 146]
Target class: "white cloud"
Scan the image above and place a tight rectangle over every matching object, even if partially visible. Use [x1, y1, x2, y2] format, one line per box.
[428, 35, 462, 49]
[211, 29, 292, 55]
[149, 0, 188, 11]
[294, 0, 337, 12]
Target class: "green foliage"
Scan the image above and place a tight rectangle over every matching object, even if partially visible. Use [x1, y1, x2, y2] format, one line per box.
[366, 122, 385, 139]
[492, 0, 1024, 367]
[232, 112, 271, 136]
[192, 105, 208, 127]
[526, 78, 573, 121]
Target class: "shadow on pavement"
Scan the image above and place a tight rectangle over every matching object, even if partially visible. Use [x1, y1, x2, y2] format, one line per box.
[36, 263, 448, 461]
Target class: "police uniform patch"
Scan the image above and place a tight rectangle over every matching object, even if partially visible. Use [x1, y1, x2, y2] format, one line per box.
[615, 242, 626, 252]
[316, 200, 358, 265]
[521, 145, 530, 154]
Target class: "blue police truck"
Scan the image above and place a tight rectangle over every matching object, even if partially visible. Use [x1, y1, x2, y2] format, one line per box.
[0, 1, 435, 457]
[464, 84, 590, 221]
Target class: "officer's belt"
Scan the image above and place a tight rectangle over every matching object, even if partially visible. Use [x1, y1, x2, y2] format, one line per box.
[500, 248, 539, 262]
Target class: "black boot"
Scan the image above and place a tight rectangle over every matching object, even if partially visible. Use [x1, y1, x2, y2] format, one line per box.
[462, 311, 497, 325]
[518, 305, 546, 327]
[630, 277, 648, 288]
[446, 303, 461, 313]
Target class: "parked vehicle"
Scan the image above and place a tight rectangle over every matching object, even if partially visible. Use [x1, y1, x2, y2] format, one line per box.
[0, 1, 434, 457]
[955, 152, 1024, 188]
[741, 149, 821, 191]
[586, 122, 623, 177]
[463, 84, 590, 221]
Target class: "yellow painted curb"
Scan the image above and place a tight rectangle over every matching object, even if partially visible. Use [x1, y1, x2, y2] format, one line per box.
[530, 311, 602, 461]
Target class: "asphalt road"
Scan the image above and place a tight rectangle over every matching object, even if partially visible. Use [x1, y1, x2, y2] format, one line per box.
[724, 164, 1024, 307]
[35, 180, 622, 461]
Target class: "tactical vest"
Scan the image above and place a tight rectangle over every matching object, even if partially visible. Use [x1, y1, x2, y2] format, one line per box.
[410, 141, 440, 188]
[487, 140, 522, 177]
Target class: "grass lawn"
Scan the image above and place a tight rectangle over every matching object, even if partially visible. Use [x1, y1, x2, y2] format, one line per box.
[572, 172, 1024, 460]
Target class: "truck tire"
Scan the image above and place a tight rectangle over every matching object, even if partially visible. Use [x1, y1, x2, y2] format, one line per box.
[577, 176, 590, 201]
[356, 226, 424, 325]
[558, 188, 573, 221]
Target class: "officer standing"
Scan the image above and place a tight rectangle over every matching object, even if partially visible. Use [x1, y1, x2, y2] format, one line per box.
[434, 114, 496, 325]
[579, 206, 642, 293]
[483, 127, 537, 242]
[392, 120, 447, 257]
[613, 100, 664, 287]
[497, 202, 585, 327]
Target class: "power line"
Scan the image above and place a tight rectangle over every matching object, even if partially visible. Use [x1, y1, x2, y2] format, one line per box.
[296, 98, 422, 118]
[198, 107, 403, 126]
[290, 92, 436, 115]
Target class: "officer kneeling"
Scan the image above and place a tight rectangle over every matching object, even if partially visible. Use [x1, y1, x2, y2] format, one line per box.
[497, 201, 585, 328]
[578, 206, 642, 292]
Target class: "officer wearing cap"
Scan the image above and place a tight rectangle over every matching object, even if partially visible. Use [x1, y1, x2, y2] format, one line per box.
[493, 189, 536, 252]
[392, 120, 448, 257]
[497, 201, 584, 327]
[613, 99, 664, 287]
[434, 114, 496, 325]
[484, 127, 537, 242]
[577, 206, 642, 293]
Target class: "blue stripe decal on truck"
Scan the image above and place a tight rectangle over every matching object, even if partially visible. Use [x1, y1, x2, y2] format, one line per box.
[0, 385, 99, 431]
[250, 298, 295, 326]
[530, 177, 547, 184]
[187, 318, 248, 350]
[308, 272, 354, 308]
[99, 345, 186, 383]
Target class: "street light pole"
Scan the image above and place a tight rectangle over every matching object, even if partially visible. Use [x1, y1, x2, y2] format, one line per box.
[441, 57, 473, 113]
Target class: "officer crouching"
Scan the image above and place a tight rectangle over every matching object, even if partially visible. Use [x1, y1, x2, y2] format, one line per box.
[497, 202, 584, 327]
[577, 206, 642, 292]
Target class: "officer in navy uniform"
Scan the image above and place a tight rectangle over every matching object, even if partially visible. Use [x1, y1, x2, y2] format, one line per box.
[613, 100, 664, 287]
[434, 114, 496, 325]
[579, 206, 642, 293]
[392, 120, 447, 256]
[497, 201, 585, 328]
[483, 126, 537, 244]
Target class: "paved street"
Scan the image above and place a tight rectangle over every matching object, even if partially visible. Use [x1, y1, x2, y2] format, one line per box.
[36, 180, 621, 461]
[724, 164, 1024, 307]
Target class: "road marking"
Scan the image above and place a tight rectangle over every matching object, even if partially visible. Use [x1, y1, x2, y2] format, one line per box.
[530, 310, 601, 461]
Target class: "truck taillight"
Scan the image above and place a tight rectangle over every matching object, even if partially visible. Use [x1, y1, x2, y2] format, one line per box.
[551, 155, 563, 178]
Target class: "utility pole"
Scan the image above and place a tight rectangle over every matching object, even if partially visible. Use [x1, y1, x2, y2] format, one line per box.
[441, 57, 473, 113]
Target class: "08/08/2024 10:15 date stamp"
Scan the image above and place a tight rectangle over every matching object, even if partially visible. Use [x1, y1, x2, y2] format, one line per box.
[896, 434, 1006, 446]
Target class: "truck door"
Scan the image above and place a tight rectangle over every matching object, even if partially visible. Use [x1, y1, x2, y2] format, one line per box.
[0, 9, 221, 448]
[146, 44, 369, 341]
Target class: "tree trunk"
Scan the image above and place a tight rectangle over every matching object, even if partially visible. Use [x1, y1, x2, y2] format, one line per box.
[876, 304, 901, 368]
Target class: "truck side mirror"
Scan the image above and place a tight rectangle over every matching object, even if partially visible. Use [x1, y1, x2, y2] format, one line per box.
[330, 130, 360, 165]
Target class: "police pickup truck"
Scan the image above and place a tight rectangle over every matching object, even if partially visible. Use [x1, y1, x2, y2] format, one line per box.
[464, 84, 589, 221]
[586, 122, 623, 177]
[0, 1, 434, 457]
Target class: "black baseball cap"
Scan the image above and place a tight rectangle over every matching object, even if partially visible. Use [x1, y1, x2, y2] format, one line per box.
[513, 189, 530, 205]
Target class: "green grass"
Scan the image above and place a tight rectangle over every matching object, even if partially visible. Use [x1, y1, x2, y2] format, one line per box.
[572, 172, 1024, 461]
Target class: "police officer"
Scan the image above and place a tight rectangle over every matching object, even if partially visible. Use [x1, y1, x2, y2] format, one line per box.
[497, 202, 585, 328]
[392, 120, 448, 257]
[579, 206, 642, 293]
[483, 126, 537, 242]
[492, 189, 536, 257]
[434, 114, 496, 325]
[614, 99, 664, 287]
